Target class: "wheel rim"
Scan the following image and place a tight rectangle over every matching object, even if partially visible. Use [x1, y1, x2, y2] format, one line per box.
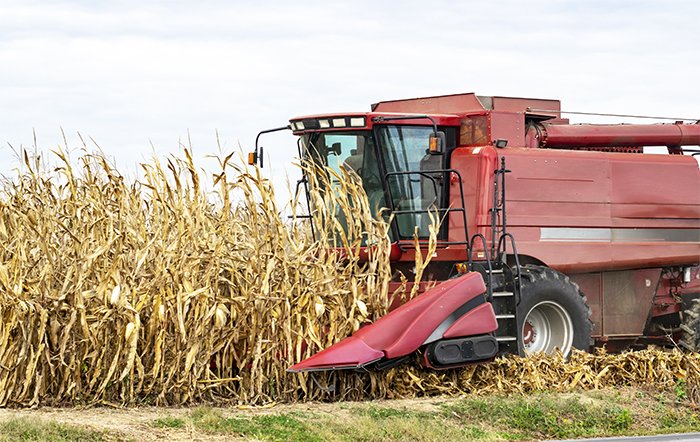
[522, 301, 574, 356]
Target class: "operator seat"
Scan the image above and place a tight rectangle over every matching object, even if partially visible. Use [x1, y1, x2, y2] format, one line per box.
[395, 151, 443, 237]
[343, 139, 364, 173]
[342, 139, 386, 217]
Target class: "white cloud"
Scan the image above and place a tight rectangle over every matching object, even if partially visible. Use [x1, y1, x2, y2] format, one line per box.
[1, 0, 699, 200]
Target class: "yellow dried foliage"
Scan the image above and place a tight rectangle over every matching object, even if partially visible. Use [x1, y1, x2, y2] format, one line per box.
[0, 148, 404, 406]
[385, 348, 700, 400]
[0, 149, 698, 407]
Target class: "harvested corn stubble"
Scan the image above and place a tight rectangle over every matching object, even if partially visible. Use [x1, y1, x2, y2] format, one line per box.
[0, 148, 698, 407]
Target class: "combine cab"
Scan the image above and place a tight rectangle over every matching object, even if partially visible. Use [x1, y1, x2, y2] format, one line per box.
[252, 93, 700, 372]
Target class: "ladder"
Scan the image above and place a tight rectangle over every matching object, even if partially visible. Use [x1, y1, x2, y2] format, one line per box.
[468, 157, 523, 355]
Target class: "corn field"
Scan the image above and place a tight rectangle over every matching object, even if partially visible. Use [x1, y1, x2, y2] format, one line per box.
[0, 148, 698, 407]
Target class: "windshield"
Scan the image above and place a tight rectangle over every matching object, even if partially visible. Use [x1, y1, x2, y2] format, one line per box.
[376, 126, 443, 239]
[301, 125, 444, 242]
[302, 130, 387, 221]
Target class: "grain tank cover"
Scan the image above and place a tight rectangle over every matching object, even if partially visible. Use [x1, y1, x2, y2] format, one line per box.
[372, 92, 561, 118]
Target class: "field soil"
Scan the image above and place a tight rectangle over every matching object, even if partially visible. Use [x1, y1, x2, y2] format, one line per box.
[0, 388, 699, 441]
[0, 399, 448, 441]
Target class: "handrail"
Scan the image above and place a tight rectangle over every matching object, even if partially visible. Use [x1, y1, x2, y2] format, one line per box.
[384, 169, 470, 254]
[496, 232, 523, 305]
[468, 233, 493, 301]
[295, 138, 317, 241]
[490, 157, 510, 257]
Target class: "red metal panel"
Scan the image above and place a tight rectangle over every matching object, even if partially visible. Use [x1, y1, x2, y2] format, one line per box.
[447, 146, 497, 246]
[443, 303, 498, 338]
[378, 273, 488, 359]
[506, 203, 612, 227]
[510, 240, 699, 274]
[609, 155, 700, 209]
[490, 111, 526, 147]
[289, 272, 489, 371]
[359, 272, 486, 358]
[371, 93, 561, 116]
[372, 93, 485, 114]
[608, 244, 699, 270]
[492, 96, 561, 115]
[611, 208, 700, 227]
[503, 148, 611, 208]
[287, 335, 384, 372]
[447, 148, 476, 245]
[287, 112, 460, 135]
[497, 148, 700, 273]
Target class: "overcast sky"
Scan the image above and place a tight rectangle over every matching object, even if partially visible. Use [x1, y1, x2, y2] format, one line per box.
[1, 0, 699, 202]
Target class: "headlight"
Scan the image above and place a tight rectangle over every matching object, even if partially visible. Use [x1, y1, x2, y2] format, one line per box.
[350, 117, 365, 127]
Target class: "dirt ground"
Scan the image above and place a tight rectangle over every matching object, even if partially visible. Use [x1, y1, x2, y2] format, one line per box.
[0, 397, 453, 441]
[0, 391, 696, 441]
[0, 406, 197, 441]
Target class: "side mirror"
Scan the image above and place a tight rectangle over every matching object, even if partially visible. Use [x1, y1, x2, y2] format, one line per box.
[429, 131, 446, 155]
[328, 142, 342, 156]
[249, 125, 291, 168]
[247, 147, 264, 167]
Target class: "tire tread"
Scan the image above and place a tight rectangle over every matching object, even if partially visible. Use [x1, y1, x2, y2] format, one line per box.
[517, 265, 594, 353]
[680, 298, 700, 351]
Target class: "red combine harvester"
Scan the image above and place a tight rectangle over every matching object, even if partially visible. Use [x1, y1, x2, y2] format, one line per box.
[250, 93, 700, 372]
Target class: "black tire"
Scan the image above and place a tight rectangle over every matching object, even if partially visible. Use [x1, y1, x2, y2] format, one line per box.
[516, 265, 593, 357]
[680, 298, 700, 351]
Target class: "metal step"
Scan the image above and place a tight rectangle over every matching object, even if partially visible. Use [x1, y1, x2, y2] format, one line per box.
[487, 268, 504, 274]
[492, 291, 514, 297]
[495, 314, 515, 319]
[495, 336, 517, 342]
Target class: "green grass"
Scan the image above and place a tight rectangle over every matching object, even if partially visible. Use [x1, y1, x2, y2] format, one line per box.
[442, 392, 698, 440]
[150, 405, 494, 442]
[352, 405, 432, 419]
[0, 417, 116, 442]
[185, 407, 321, 442]
[145, 390, 700, 442]
[3, 388, 697, 442]
[336, 405, 493, 441]
[152, 416, 186, 429]
[675, 379, 689, 401]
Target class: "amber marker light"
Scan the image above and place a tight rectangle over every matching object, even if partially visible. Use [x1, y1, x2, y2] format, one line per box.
[429, 136, 440, 153]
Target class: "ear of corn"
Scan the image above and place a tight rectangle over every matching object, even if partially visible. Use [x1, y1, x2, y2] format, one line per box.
[0, 148, 698, 407]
